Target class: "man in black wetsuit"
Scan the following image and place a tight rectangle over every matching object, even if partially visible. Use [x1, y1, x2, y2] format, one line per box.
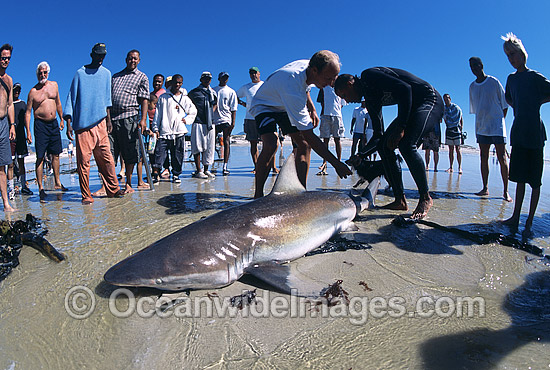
[335, 68, 444, 219]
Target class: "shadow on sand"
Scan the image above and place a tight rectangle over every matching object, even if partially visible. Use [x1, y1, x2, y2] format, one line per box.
[420, 270, 550, 369]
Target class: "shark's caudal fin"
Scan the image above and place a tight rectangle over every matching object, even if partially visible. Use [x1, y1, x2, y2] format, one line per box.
[246, 261, 330, 298]
[270, 153, 306, 195]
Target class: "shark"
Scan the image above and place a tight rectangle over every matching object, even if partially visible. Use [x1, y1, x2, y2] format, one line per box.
[104, 154, 379, 297]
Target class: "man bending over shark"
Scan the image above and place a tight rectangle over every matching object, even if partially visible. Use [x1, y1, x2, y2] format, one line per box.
[249, 50, 352, 198]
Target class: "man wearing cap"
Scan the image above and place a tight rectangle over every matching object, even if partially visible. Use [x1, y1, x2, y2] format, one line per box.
[11, 83, 32, 196]
[213, 71, 238, 175]
[0, 43, 16, 212]
[188, 71, 218, 179]
[25, 61, 68, 201]
[237, 67, 264, 172]
[110, 49, 150, 193]
[249, 50, 352, 198]
[63, 43, 124, 204]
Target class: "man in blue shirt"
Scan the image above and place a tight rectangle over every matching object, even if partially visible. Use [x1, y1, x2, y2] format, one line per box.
[64, 43, 124, 204]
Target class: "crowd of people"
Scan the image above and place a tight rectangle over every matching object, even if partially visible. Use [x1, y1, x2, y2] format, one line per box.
[0, 33, 549, 235]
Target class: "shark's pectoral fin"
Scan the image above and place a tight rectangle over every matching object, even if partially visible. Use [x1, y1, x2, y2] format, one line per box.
[245, 261, 330, 298]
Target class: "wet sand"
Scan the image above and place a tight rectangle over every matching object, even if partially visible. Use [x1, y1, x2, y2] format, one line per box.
[1, 140, 549, 369]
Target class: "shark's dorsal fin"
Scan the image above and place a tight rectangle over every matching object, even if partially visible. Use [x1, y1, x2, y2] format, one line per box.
[270, 153, 306, 195]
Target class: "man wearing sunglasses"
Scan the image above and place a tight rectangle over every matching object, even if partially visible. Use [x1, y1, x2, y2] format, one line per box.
[0, 43, 16, 212]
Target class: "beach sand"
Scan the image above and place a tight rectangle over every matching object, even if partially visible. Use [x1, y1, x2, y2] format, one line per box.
[0, 138, 549, 369]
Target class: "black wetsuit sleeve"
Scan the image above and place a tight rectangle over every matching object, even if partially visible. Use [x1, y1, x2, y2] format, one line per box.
[362, 68, 413, 130]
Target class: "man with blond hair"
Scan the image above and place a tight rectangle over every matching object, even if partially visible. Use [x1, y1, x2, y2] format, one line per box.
[249, 50, 351, 198]
[25, 61, 67, 201]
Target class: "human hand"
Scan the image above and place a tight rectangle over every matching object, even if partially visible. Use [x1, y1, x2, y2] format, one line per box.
[334, 161, 352, 179]
[387, 128, 405, 150]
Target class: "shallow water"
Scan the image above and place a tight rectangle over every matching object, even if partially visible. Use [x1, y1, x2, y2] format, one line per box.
[1, 144, 549, 369]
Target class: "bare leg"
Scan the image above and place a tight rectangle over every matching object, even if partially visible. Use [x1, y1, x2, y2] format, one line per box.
[433, 151, 439, 172]
[289, 132, 311, 188]
[476, 144, 490, 196]
[319, 138, 329, 169]
[334, 138, 342, 161]
[254, 133, 278, 198]
[523, 186, 540, 237]
[351, 137, 359, 157]
[495, 143, 512, 202]
[250, 140, 258, 173]
[36, 157, 46, 200]
[424, 150, 430, 170]
[446, 145, 454, 172]
[502, 182, 524, 230]
[137, 159, 148, 189]
[124, 162, 135, 194]
[456, 146, 462, 174]
[52, 155, 67, 190]
[0, 167, 15, 212]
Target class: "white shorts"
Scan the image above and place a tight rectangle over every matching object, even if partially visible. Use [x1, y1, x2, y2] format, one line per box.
[191, 123, 216, 166]
[319, 115, 345, 139]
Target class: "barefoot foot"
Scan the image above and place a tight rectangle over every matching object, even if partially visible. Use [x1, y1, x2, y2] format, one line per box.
[380, 199, 408, 211]
[124, 185, 135, 194]
[411, 195, 433, 220]
[503, 192, 513, 202]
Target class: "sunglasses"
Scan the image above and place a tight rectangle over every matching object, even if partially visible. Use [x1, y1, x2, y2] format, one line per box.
[1, 56, 11, 61]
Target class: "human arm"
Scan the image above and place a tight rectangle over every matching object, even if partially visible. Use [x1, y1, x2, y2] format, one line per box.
[138, 97, 148, 133]
[65, 118, 74, 141]
[24, 92, 33, 144]
[306, 90, 319, 128]
[301, 129, 352, 178]
[350, 117, 356, 135]
[106, 107, 112, 133]
[54, 82, 64, 131]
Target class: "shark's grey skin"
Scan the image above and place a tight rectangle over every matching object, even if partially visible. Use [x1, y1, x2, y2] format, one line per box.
[104, 154, 377, 292]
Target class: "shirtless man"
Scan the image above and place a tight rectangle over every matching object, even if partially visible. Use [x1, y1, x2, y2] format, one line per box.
[25, 61, 67, 201]
[0, 44, 17, 212]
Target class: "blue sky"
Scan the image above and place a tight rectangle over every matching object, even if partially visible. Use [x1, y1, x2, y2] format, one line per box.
[4, 0, 550, 155]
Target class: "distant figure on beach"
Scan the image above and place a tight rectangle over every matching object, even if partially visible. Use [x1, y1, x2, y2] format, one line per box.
[469, 56, 512, 202]
[0, 43, 16, 212]
[213, 72, 238, 176]
[25, 61, 68, 201]
[63, 43, 124, 204]
[237, 67, 266, 173]
[422, 118, 441, 172]
[12, 83, 33, 196]
[500, 33, 550, 237]
[335, 67, 444, 219]
[110, 49, 150, 193]
[316, 86, 346, 175]
[350, 100, 373, 159]
[443, 93, 463, 174]
[151, 74, 196, 183]
[249, 50, 351, 198]
[149, 74, 170, 179]
[188, 71, 218, 179]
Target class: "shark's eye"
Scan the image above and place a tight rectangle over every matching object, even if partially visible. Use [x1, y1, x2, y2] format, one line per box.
[156, 278, 163, 284]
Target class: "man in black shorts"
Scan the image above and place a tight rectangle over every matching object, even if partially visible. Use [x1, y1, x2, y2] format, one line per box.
[25, 61, 67, 201]
[12, 83, 32, 195]
[335, 68, 444, 219]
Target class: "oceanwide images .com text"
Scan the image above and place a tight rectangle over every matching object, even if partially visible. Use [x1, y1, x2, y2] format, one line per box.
[65, 286, 486, 325]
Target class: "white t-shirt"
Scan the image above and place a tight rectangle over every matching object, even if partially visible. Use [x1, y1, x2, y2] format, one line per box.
[213, 85, 238, 125]
[321, 86, 345, 117]
[352, 107, 372, 134]
[237, 81, 264, 120]
[249, 60, 315, 131]
[469, 75, 508, 137]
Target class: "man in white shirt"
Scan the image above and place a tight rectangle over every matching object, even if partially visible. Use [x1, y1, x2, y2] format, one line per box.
[316, 85, 345, 175]
[469, 56, 512, 202]
[213, 72, 238, 175]
[350, 100, 373, 158]
[249, 50, 351, 198]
